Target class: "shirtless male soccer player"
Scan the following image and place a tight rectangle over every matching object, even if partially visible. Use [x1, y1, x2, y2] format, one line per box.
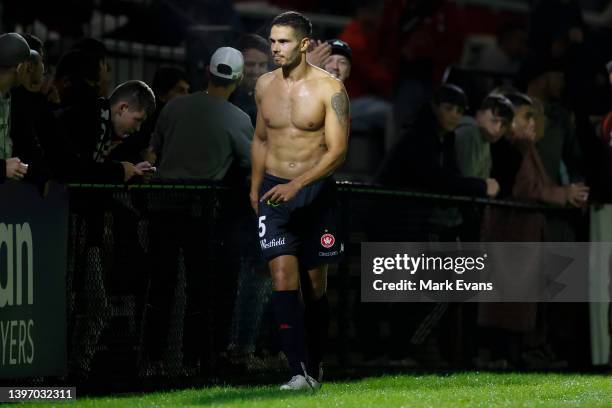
[250, 11, 349, 391]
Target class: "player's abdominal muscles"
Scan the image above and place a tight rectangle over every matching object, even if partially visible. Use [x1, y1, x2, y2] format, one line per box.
[265, 151, 321, 179]
[272, 158, 318, 179]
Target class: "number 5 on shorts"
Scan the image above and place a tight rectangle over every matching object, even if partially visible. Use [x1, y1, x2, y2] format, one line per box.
[258, 215, 267, 238]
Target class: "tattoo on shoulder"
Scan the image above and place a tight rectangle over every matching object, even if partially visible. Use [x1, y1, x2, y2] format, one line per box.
[331, 91, 349, 128]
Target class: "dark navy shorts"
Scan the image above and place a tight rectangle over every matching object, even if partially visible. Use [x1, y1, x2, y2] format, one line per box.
[257, 173, 344, 269]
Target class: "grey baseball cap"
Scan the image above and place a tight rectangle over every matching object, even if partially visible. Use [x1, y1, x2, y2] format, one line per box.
[0, 33, 31, 68]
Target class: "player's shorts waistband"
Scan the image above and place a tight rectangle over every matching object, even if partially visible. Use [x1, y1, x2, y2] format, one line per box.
[263, 173, 335, 185]
[264, 173, 292, 184]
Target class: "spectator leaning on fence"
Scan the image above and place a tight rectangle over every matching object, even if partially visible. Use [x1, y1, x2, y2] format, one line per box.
[110, 65, 189, 164]
[455, 94, 514, 179]
[503, 92, 588, 209]
[147, 47, 253, 182]
[0, 32, 31, 183]
[9, 34, 54, 187]
[376, 83, 500, 198]
[479, 92, 587, 371]
[53, 80, 156, 183]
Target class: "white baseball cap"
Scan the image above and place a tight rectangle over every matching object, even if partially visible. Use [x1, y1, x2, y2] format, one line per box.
[209, 47, 244, 80]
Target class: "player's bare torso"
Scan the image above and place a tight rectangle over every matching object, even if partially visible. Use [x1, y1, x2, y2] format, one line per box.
[258, 66, 336, 179]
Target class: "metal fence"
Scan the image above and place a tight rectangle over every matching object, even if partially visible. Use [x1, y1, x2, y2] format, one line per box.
[62, 182, 590, 385]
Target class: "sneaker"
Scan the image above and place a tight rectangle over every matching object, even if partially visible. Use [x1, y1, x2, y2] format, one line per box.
[279, 375, 314, 391]
[302, 361, 322, 391]
[305, 374, 322, 391]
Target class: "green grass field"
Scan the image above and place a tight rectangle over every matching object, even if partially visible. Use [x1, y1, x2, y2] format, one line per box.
[16, 372, 612, 407]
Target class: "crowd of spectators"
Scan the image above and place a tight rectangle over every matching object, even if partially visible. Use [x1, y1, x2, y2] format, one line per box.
[2, 0, 612, 377]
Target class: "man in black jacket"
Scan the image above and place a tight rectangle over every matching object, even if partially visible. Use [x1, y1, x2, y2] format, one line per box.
[0, 32, 38, 184]
[377, 83, 499, 198]
[10, 33, 54, 189]
[54, 80, 156, 183]
[110, 66, 189, 164]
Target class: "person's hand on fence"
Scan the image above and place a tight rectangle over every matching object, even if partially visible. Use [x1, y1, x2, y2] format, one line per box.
[121, 161, 143, 182]
[135, 161, 156, 183]
[485, 178, 500, 198]
[565, 182, 589, 208]
[6, 157, 28, 180]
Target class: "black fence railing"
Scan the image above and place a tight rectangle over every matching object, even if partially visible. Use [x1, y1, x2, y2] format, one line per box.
[60, 182, 591, 386]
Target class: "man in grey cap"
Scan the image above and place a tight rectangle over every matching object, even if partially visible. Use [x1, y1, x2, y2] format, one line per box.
[0, 32, 31, 182]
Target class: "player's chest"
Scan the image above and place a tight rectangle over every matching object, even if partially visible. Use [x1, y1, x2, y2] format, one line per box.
[261, 86, 325, 131]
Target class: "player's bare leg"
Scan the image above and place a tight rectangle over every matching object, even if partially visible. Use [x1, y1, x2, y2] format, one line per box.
[270, 255, 300, 291]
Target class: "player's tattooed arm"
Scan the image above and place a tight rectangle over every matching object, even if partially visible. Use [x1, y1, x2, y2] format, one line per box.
[331, 91, 349, 128]
[286, 84, 349, 190]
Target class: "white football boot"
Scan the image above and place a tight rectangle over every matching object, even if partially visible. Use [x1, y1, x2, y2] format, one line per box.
[279, 374, 314, 391]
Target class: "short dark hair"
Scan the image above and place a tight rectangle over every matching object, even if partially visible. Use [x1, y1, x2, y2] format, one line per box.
[270, 11, 312, 39]
[209, 74, 235, 87]
[152, 66, 188, 99]
[502, 92, 534, 109]
[480, 94, 514, 123]
[109, 80, 156, 117]
[433, 83, 468, 110]
[235, 33, 269, 55]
